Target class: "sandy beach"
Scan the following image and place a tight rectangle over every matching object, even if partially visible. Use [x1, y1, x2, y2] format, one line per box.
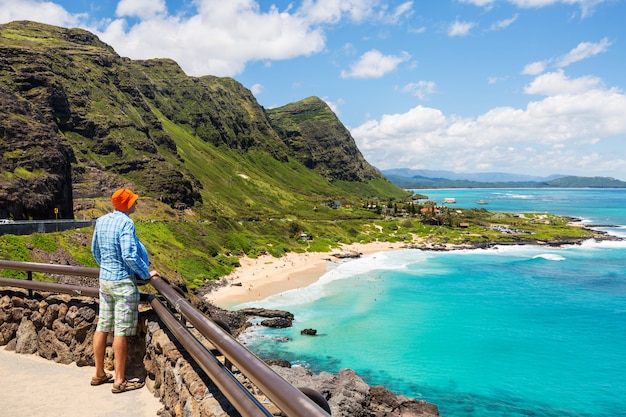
[206, 241, 403, 309]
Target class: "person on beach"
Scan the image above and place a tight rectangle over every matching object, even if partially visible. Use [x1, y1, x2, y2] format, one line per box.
[90, 188, 158, 393]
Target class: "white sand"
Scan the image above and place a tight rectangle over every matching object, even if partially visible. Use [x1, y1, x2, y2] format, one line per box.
[206, 241, 402, 308]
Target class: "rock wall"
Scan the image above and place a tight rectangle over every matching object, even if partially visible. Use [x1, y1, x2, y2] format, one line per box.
[0, 288, 439, 417]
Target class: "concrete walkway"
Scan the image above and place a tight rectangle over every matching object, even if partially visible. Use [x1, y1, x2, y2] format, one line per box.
[0, 348, 162, 417]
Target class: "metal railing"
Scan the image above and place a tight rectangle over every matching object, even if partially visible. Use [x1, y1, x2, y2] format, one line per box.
[0, 260, 331, 417]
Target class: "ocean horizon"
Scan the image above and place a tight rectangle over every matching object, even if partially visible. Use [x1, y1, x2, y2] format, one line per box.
[237, 189, 626, 417]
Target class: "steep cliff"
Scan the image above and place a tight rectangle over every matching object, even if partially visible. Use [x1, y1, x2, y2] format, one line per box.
[268, 96, 381, 182]
[0, 21, 399, 220]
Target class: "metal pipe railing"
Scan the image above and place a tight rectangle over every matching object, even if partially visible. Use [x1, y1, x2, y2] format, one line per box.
[0, 276, 100, 298]
[0, 260, 99, 278]
[150, 275, 331, 417]
[0, 260, 331, 416]
[150, 296, 273, 417]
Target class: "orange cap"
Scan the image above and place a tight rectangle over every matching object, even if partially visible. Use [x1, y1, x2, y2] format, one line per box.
[111, 188, 139, 212]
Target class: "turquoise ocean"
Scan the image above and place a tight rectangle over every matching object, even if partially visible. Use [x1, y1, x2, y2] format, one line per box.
[236, 189, 626, 417]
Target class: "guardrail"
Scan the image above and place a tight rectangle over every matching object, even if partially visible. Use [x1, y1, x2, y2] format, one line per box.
[0, 260, 331, 416]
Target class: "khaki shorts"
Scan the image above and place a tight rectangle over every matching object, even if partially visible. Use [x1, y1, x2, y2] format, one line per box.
[96, 278, 140, 336]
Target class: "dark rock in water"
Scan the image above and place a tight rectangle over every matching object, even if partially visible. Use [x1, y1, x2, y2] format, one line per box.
[237, 308, 294, 320]
[265, 359, 291, 368]
[260, 317, 292, 328]
[300, 328, 317, 336]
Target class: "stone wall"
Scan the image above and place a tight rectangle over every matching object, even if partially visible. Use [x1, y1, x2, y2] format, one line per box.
[0, 287, 239, 416]
[0, 288, 439, 417]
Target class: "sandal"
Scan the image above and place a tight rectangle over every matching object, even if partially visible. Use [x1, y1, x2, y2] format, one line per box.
[91, 373, 113, 386]
[112, 379, 145, 394]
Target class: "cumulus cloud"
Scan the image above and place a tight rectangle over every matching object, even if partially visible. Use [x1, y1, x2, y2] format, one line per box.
[522, 37, 611, 77]
[0, 0, 83, 27]
[351, 72, 626, 176]
[116, 0, 167, 19]
[522, 60, 548, 75]
[448, 20, 475, 37]
[98, 1, 330, 76]
[524, 70, 604, 95]
[341, 49, 411, 79]
[556, 37, 611, 67]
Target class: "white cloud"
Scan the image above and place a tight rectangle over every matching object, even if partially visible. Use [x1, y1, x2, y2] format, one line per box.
[524, 70, 603, 95]
[522, 37, 611, 77]
[522, 60, 548, 75]
[250, 83, 263, 96]
[0, 0, 83, 27]
[490, 14, 519, 30]
[116, 0, 167, 19]
[96, 1, 328, 76]
[459, 0, 495, 6]
[448, 20, 475, 37]
[297, 0, 378, 24]
[351, 73, 626, 176]
[401, 81, 437, 100]
[460, 0, 608, 18]
[379, 1, 414, 24]
[556, 37, 611, 67]
[341, 49, 411, 79]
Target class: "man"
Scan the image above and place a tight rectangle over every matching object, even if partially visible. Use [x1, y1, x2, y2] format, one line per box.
[90, 188, 158, 393]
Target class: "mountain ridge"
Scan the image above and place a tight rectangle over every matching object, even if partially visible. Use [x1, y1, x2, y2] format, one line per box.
[0, 20, 404, 221]
[382, 168, 626, 188]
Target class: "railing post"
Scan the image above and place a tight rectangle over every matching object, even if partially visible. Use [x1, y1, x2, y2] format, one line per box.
[27, 271, 32, 297]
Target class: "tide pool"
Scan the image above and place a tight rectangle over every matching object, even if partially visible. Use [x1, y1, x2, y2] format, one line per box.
[237, 189, 626, 417]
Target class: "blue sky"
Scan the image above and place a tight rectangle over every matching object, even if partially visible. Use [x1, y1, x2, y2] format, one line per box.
[1, 0, 625, 179]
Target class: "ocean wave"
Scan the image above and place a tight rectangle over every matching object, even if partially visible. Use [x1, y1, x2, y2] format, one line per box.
[532, 254, 566, 261]
[501, 193, 534, 200]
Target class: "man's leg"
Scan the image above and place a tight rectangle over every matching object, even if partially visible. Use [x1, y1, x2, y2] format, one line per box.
[93, 331, 109, 379]
[113, 335, 128, 385]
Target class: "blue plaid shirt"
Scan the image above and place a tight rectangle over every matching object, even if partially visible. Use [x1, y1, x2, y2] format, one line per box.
[91, 210, 150, 281]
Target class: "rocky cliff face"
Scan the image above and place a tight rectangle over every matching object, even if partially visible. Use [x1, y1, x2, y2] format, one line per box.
[0, 84, 74, 219]
[0, 21, 388, 220]
[268, 97, 381, 182]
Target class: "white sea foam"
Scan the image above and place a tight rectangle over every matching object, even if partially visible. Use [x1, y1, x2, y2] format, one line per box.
[237, 232, 626, 311]
[532, 254, 566, 261]
[502, 192, 534, 199]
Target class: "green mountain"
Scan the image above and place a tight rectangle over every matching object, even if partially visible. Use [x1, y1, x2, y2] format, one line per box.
[385, 172, 626, 189]
[0, 21, 414, 287]
[0, 20, 405, 222]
